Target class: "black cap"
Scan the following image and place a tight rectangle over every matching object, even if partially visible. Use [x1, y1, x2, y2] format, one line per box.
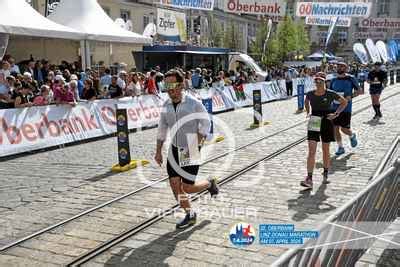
[374, 62, 382, 66]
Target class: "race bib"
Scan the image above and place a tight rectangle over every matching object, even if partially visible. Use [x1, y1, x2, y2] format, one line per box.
[308, 116, 322, 132]
[178, 146, 201, 167]
[333, 92, 344, 105]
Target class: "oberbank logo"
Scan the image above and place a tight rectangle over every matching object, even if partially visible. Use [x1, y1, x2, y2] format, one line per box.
[229, 222, 256, 247]
[296, 2, 371, 18]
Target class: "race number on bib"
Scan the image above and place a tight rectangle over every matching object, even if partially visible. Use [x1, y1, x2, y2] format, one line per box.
[333, 92, 344, 105]
[178, 147, 201, 167]
[308, 116, 322, 132]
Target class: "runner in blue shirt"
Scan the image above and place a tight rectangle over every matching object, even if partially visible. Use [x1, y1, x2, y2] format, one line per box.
[330, 62, 361, 156]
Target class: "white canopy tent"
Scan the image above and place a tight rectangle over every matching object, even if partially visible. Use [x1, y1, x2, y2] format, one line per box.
[48, 0, 152, 69]
[0, 0, 84, 40]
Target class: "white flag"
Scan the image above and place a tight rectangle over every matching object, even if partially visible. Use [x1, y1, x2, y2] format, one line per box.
[325, 17, 338, 48]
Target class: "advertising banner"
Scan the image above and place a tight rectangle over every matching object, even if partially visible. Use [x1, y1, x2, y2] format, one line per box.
[224, 0, 286, 16]
[376, 41, 389, 63]
[1, 78, 319, 157]
[353, 32, 387, 40]
[0, 96, 164, 157]
[296, 2, 372, 18]
[353, 43, 370, 64]
[366, 38, 382, 63]
[305, 16, 351, 27]
[157, 8, 187, 42]
[116, 108, 131, 166]
[160, 0, 214, 11]
[360, 18, 400, 29]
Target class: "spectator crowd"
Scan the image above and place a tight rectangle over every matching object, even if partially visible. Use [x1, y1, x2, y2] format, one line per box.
[0, 54, 370, 110]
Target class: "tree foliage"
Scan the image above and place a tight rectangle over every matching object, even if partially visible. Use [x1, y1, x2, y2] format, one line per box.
[251, 16, 311, 66]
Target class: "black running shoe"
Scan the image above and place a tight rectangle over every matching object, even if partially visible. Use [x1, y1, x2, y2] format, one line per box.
[176, 212, 197, 229]
[207, 177, 219, 197]
[300, 178, 313, 189]
[322, 174, 330, 184]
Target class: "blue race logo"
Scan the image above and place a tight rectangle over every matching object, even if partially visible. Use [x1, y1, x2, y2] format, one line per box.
[229, 222, 256, 247]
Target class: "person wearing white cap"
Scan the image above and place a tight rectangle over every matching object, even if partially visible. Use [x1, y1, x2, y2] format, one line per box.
[117, 71, 127, 90]
[301, 72, 347, 189]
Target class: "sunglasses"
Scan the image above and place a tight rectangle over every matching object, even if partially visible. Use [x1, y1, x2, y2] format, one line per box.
[165, 82, 182, 90]
[314, 78, 325, 83]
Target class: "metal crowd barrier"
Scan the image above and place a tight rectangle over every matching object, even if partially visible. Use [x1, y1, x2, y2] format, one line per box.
[273, 136, 400, 267]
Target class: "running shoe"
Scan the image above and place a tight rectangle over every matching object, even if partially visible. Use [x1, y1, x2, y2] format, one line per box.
[350, 133, 358, 148]
[176, 212, 197, 229]
[207, 177, 219, 197]
[373, 115, 379, 121]
[300, 178, 313, 189]
[377, 112, 383, 118]
[335, 147, 345, 156]
[322, 173, 330, 184]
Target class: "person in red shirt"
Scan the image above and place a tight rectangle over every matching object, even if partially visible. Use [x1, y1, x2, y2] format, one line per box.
[54, 83, 75, 106]
[146, 70, 157, 95]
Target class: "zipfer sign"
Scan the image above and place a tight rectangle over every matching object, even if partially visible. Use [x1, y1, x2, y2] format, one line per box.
[296, 2, 372, 18]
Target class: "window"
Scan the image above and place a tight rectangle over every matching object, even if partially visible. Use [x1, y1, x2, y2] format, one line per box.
[337, 32, 347, 47]
[120, 9, 131, 22]
[101, 6, 111, 17]
[378, 0, 390, 16]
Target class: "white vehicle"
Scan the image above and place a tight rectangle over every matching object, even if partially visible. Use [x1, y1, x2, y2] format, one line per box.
[228, 53, 268, 82]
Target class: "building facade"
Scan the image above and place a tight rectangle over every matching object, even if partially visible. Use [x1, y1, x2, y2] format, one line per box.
[287, 0, 400, 59]
[17, 0, 262, 69]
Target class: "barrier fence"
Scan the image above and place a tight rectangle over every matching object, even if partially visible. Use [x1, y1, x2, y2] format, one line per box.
[0, 78, 315, 157]
[0, 72, 381, 158]
[273, 136, 400, 267]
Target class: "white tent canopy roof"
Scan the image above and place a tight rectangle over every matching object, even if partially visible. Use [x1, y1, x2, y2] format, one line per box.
[49, 0, 152, 44]
[0, 0, 84, 40]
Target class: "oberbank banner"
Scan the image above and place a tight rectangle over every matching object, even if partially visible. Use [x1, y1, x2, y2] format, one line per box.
[159, 0, 214, 11]
[0, 96, 164, 157]
[296, 2, 372, 18]
[0, 78, 316, 157]
[224, 0, 286, 16]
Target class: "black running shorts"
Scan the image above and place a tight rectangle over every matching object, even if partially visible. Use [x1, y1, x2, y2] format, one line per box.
[167, 145, 199, 185]
[307, 118, 335, 143]
[370, 87, 383, 95]
[333, 112, 351, 129]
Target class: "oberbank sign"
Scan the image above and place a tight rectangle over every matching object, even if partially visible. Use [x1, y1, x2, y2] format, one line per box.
[296, 2, 372, 18]
[224, 0, 286, 16]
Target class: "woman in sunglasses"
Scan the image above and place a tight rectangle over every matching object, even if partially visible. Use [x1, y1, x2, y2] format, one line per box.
[301, 72, 347, 189]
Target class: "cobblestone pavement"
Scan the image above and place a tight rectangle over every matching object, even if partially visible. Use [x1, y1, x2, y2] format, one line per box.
[0, 85, 399, 266]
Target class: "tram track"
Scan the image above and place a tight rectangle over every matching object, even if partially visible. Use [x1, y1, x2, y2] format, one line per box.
[1, 87, 399, 266]
[59, 89, 400, 266]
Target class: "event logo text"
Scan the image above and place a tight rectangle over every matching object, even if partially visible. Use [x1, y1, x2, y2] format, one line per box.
[296, 2, 372, 18]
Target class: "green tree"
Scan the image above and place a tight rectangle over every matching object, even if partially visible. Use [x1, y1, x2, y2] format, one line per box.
[294, 21, 311, 60]
[249, 19, 272, 66]
[276, 16, 297, 61]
